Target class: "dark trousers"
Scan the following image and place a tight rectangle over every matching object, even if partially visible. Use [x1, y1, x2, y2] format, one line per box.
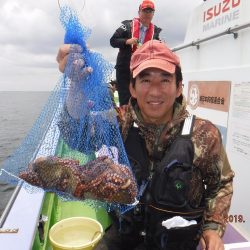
[95, 224, 145, 250]
[95, 224, 199, 250]
[116, 66, 131, 106]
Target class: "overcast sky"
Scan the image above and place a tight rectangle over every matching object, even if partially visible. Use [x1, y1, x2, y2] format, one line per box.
[0, 0, 202, 91]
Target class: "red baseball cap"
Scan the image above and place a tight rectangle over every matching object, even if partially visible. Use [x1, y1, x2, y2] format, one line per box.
[130, 40, 180, 78]
[140, 0, 155, 10]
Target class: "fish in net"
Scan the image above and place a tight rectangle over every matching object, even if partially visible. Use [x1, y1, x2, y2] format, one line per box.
[0, 5, 138, 213]
[19, 156, 137, 204]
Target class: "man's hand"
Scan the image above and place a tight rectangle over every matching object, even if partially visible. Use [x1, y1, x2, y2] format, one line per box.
[126, 37, 138, 45]
[200, 230, 224, 250]
[56, 44, 92, 81]
[56, 44, 72, 72]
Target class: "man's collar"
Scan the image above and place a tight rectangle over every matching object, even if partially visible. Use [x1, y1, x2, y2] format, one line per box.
[140, 23, 148, 30]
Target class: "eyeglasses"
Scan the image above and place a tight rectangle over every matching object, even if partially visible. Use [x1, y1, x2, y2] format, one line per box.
[142, 8, 154, 14]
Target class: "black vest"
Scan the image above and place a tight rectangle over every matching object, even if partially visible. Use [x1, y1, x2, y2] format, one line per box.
[121, 116, 205, 250]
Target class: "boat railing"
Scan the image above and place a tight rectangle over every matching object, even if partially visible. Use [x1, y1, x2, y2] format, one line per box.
[172, 22, 250, 52]
[0, 181, 22, 228]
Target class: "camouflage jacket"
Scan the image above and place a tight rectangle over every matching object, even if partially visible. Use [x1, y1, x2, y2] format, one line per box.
[118, 97, 234, 237]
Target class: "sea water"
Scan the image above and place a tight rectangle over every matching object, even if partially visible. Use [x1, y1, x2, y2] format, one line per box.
[0, 91, 50, 217]
[0, 91, 50, 166]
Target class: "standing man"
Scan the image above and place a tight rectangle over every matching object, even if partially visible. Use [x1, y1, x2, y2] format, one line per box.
[110, 0, 161, 106]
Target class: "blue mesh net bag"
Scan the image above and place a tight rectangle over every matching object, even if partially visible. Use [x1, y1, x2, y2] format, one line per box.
[0, 6, 138, 214]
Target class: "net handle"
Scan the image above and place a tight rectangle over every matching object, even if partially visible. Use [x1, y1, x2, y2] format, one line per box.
[58, 0, 86, 12]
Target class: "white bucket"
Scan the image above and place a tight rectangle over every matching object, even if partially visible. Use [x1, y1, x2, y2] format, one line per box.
[49, 217, 103, 250]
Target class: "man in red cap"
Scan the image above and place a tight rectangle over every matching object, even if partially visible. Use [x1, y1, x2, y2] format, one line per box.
[110, 0, 161, 106]
[57, 40, 234, 250]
